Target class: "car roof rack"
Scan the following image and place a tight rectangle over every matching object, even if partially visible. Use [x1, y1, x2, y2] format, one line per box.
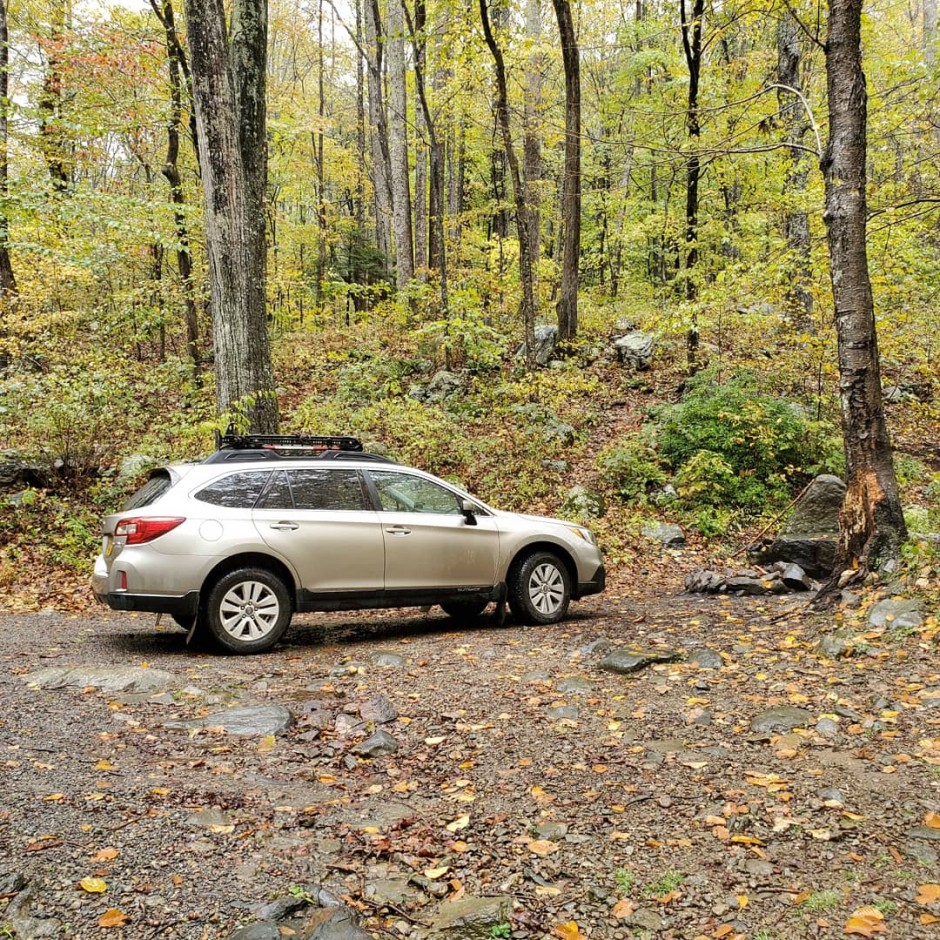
[204, 428, 395, 464]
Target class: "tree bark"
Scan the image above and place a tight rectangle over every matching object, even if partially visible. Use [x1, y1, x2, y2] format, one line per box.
[680, 0, 703, 369]
[0, 0, 16, 297]
[152, 0, 199, 378]
[387, 0, 414, 288]
[480, 0, 537, 367]
[523, 0, 542, 273]
[822, 0, 907, 575]
[363, 0, 392, 271]
[413, 0, 428, 276]
[550, 0, 580, 342]
[183, 0, 278, 432]
[777, 12, 814, 330]
[39, 1, 70, 192]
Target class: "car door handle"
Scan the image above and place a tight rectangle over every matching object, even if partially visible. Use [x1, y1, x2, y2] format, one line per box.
[385, 526, 412, 536]
[269, 522, 300, 532]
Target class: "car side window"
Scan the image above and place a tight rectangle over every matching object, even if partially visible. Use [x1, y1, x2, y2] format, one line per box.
[370, 471, 462, 514]
[288, 469, 368, 511]
[258, 471, 293, 510]
[195, 471, 271, 508]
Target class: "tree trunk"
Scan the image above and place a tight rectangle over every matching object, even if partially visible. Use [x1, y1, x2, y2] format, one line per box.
[387, 0, 414, 288]
[413, 0, 428, 276]
[777, 12, 814, 330]
[550, 0, 580, 341]
[480, 0, 537, 367]
[183, 0, 278, 432]
[822, 0, 907, 575]
[152, 0, 200, 379]
[0, 0, 16, 297]
[39, 1, 70, 192]
[363, 0, 392, 271]
[925, 0, 937, 64]
[680, 0, 703, 369]
[523, 0, 542, 273]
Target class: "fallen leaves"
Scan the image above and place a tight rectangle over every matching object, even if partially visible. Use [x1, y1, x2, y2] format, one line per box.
[916, 883, 940, 905]
[78, 877, 107, 893]
[445, 814, 470, 832]
[843, 906, 886, 936]
[98, 908, 129, 928]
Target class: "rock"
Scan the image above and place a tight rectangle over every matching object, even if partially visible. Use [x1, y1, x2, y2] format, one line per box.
[775, 562, 813, 591]
[302, 905, 373, 939]
[165, 705, 294, 737]
[355, 730, 398, 757]
[409, 370, 465, 403]
[689, 649, 723, 670]
[116, 453, 161, 484]
[816, 634, 852, 659]
[546, 705, 579, 720]
[725, 575, 779, 596]
[748, 475, 846, 577]
[24, 666, 175, 694]
[187, 807, 233, 830]
[745, 859, 774, 879]
[576, 637, 611, 658]
[556, 677, 594, 695]
[626, 908, 663, 931]
[642, 522, 685, 546]
[516, 324, 558, 367]
[815, 717, 840, 738]
[533, 821, 569, 841]
[907, 826, 940, 843]
[543, 420, 575, 445]
[369, 651, 405, 667]
[226, 924, 282, 940]
[365, 879, 423, 908]
[4, 883, 61, 939]
[0, 451, 46, 489]
[818, 787, 845, 805]
[522, 671, 551, 682]
[904, 842, 939, 865]
[359, 694, 399, 724]
[613, 331, 656, 370]
[600, 649, 680, 675]
[425, 895, 512, 936]
[750, 706, 813, 735]
[559, 485, 606, 522]
[868, 598, 924, 630]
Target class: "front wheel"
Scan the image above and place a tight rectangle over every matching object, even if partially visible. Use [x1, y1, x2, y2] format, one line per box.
[508, 551, 571, 625]
[204, 567, 292, 655]
[440, 599, 489, 623]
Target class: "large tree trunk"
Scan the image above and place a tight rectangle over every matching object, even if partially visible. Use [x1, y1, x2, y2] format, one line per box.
[0, 0, 16, 297]
[386, 0, 414, 288]
[680, 0, 703, 369]
[183, 0, 278, 432]
[480, 0, 537, 367]
[777, 12, 814, 331]
[363, 0, 392, 271]
[550, 0, 579, 341]
[152, 0, 200, 379]
[822, 0, 907, 576]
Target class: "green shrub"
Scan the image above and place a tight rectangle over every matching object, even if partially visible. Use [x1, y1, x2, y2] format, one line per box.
[596, 435, 666, 502]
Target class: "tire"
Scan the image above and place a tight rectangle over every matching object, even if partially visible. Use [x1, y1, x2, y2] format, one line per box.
[440, 599, 489, 623]
[204, 567, 292, 655]
[508, 551, 571, 625]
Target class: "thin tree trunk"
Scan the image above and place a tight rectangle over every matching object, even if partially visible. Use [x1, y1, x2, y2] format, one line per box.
[777, 12, 814, 330]
[0, 0, 16, 296]
[822, 0, 907, 575]
[413, 0, 428, 277]
[315, 0, 327, 306]
[387, 0, 414, 288]
[183, 0, 278, 432]
[480, 0, 537, 367]
[523, 0, 542, 273]
[680, 0, 703, 369]
[925, 0, 937, 64]
[39, 1, 70, 192]
[550, 0, 580, 342]
[363, 0, 392, 271]
[152, 0, 200, 379]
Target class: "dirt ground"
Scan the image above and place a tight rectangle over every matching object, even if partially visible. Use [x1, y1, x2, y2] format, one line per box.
[1, 568, 939, 939]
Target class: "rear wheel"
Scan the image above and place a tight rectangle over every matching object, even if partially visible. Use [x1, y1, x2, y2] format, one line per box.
[440, 599, 489, 623]
[204, 567, 292, 654]
[508, 551, 571, 625]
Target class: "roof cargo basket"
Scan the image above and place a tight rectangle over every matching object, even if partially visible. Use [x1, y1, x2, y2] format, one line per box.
[204, 427, 393, 464]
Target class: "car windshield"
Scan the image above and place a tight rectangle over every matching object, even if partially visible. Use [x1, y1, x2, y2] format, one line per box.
[123, 471, 173, 510]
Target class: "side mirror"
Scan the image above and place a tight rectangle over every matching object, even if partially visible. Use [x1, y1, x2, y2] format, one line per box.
[460, 499, 478, 526]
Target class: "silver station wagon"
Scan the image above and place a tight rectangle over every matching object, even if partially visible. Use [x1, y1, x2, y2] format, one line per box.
[92, 433, 606, 654]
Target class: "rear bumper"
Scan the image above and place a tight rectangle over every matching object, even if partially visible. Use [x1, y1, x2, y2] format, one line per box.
[576, 564, 606, 598]
[96, 590, 200, 618]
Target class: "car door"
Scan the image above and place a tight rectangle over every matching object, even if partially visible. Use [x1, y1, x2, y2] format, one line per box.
[253, 468, 384, 595]
[366, 469, 500, 592]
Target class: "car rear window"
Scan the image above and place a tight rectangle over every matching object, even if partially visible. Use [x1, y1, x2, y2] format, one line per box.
[123, 471, 174, 510]
[196, 471, 272, 508]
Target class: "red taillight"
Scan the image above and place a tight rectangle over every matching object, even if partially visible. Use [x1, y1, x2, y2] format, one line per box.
[114, 517, 186, 545]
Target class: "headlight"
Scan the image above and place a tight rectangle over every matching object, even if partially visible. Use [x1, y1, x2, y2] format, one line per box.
[566, 525, 596, 545]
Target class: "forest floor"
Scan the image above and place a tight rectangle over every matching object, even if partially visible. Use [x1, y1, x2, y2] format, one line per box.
[2, 561, 939, 940]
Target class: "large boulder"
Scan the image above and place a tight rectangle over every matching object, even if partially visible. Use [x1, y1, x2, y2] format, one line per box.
[0, 451, 46, 489]
[613, 331, 656, 370]
[516, 324, 558, 367]
[748, 474, 845, 578]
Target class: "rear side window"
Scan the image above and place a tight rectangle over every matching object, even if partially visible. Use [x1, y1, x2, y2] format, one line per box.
[289, 469, 368, 511]
[123, 471, 173, 510]
[195, 471, 271, 508]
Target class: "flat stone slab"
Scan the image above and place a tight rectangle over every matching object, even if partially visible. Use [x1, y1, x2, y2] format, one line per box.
[23, 665, 175, 694]
[600, 649, 680, 675]
[165, 705, 293, 737]
[869, 598, 924, 630]
[425, 895, 513, 935]
[750, 706, 813, 735]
